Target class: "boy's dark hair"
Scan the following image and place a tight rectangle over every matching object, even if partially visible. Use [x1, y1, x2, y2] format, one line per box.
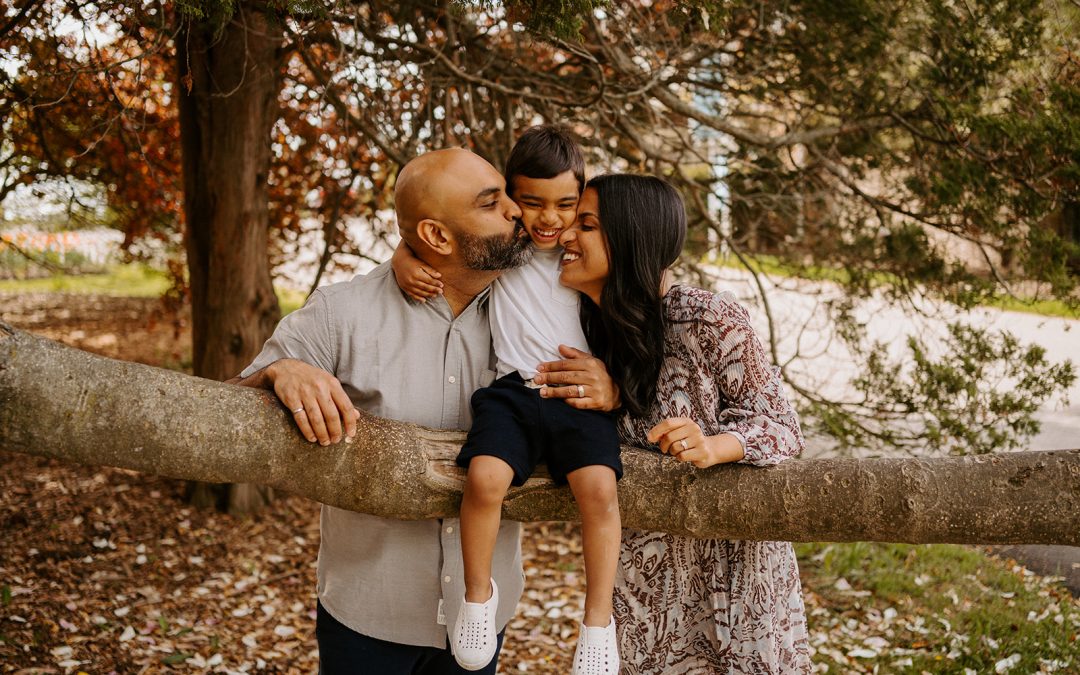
[504, 124, 586, 198]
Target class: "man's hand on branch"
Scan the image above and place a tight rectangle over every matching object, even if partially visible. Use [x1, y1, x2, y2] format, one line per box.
[235, 359, 359, 446]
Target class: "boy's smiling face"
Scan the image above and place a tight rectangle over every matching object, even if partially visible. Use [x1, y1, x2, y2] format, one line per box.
[510, 171, 581, 250]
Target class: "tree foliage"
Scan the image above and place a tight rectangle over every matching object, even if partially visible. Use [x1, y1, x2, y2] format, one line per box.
[2, 0, 1077, 460]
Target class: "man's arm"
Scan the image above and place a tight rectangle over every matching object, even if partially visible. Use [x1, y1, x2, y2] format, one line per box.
[230, 358, 360, 446]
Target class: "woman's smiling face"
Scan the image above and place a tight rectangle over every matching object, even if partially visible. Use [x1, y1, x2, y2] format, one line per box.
[558, 187, 609, 304]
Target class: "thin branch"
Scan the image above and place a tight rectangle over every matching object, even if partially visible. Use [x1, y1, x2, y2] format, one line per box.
[0, 235, 67, 274]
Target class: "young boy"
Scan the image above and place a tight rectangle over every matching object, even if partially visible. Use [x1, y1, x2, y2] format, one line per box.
[391, 126, 622, 675]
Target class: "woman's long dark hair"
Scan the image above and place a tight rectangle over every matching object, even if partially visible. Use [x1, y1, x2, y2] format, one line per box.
[581, 174, 686, 416]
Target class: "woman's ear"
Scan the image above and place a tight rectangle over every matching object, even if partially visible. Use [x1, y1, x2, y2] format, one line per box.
[415, 218, 453, 257]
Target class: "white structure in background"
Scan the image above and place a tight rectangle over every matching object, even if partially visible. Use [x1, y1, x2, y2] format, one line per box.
[0, 227, 124, 268]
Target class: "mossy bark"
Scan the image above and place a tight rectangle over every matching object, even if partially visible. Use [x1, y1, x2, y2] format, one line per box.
[2, 324, 1077, 544]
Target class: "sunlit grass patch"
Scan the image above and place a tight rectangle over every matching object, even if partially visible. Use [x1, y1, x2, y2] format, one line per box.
[0, 263, 170, 296]
[982, 295, 1080, 320]
[277, 287, 308, 316]
[709, 253, 1080, 319]
[0, 263, 310, 315]
[796, 542, 1078, 672]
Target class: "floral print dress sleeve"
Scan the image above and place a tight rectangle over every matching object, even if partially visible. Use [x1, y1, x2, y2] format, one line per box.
[685, 289, 806, 466]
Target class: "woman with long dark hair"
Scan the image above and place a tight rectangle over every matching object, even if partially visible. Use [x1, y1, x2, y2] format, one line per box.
[557, 174, 811, 672]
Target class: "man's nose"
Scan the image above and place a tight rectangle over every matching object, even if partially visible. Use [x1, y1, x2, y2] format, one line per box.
[505, 196, 522, 220]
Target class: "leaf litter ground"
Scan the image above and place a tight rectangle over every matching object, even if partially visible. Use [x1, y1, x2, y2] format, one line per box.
[1, 293, 1076, 673]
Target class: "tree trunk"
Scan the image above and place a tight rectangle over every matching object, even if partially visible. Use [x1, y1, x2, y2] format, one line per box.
[175, 4, 284, 513]
[2, 324, 1078, 545]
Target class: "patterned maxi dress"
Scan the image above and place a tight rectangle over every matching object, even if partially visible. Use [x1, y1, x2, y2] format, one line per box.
[614, 285, 811, 674]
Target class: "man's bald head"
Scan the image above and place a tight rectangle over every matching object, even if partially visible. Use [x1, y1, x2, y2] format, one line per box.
[395, 148, 495, 245]
[393, 147, 527, 286]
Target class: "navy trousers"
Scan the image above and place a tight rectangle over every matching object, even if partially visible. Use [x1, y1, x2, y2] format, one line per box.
[316, 601, 505, 674]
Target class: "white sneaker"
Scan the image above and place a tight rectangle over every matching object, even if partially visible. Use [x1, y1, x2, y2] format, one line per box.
[451, 578, 500, 671]
[571, 615, 620, 675]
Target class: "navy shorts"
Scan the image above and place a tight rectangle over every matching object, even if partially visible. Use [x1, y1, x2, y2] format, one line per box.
[457, 373, 622, 486]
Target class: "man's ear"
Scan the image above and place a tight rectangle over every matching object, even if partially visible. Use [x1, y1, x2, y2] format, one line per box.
[415, 218, 453, 256]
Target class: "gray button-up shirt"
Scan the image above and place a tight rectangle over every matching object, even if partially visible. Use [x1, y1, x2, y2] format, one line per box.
[241, 262, 524, 648]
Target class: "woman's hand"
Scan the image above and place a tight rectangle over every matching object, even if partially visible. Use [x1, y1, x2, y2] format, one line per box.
[533, 345, 621, 411]
[647, 418, 745, 469]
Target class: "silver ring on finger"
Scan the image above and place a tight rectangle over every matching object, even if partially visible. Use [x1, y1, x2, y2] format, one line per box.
[679, 439, 688, 452]
[291, 406, 305, 415]
[577, 385, 585, 398]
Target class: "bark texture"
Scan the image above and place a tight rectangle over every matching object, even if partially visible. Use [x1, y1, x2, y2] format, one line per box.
[2, 324, 1077, 545]
[175, 4, 284, 512]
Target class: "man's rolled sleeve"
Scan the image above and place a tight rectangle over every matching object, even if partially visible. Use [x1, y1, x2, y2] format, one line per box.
[241, 290, 336, 377]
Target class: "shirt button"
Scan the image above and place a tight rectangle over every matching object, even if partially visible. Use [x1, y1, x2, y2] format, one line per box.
[443, 575, 452, 583]
[446, 526, 454, 534]
[448, 376, 457, 384]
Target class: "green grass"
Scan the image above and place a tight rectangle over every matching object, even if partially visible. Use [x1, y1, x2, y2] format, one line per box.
[720, 252, 855, 285]
[710, 253, 1080, 319]
[277, 287, 308, 316]
[0, 263, 170, 296]
[4, 259, 1075, 320]
[982, 295, 1079, 320]
[0, 263, 309, 315]
[796, 542, 1078, 672]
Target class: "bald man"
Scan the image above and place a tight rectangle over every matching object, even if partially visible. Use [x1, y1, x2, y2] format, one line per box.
[233, 149, 610, 673]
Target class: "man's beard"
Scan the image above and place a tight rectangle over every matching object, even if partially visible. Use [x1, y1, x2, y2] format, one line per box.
[459, 219, 533, 271]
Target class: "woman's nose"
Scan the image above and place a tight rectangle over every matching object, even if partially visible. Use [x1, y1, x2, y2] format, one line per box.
[558, 227, 576, 246]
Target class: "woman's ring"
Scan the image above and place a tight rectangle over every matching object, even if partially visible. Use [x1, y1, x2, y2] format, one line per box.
[577, 385, 585, 398]
[291, 406, 305, 415]
[679, 439, 688, 452]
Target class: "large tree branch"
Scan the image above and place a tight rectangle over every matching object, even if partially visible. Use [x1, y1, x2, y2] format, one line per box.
[1, 323, 1076, 545]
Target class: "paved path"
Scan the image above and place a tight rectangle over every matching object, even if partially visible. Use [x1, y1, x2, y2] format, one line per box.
[989, 546, 1080, 596]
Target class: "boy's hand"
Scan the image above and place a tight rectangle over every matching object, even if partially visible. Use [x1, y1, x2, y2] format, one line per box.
[402, 265, 443, 302]
[534, 345, 621, 411]
[391, 241, 443, 302]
